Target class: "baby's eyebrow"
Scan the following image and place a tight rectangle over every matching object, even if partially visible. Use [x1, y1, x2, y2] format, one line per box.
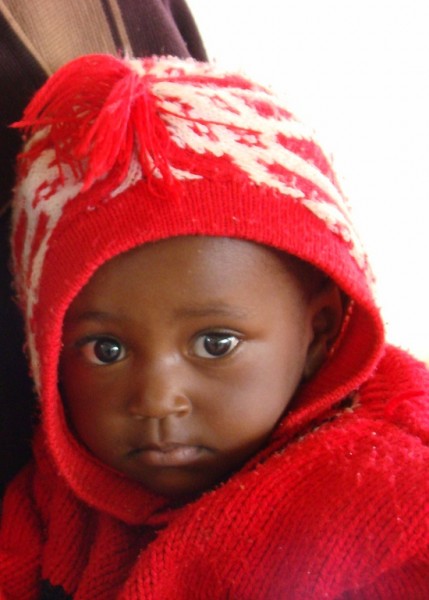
[173, 304, 250, 320]
[64, 305, 251, 324]
[64, 310, 123, 324]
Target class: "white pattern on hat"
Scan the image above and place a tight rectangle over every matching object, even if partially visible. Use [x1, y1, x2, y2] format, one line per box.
[13, 142, 82, 388]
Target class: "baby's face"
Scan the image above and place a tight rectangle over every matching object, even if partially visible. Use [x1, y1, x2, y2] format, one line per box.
[61, 236, 316, 500]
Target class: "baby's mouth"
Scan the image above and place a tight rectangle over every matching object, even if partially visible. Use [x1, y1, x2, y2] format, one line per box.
[129, 443, 208, 468]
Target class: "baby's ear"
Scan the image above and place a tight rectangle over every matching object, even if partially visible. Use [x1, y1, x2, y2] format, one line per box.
[303, 282, 344, 380]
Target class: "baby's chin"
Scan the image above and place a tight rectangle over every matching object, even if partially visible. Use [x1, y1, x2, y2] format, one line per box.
[125, 466, 224, 502]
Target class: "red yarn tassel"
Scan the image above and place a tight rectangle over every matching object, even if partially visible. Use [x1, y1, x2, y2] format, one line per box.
[13, 55, 178, 196]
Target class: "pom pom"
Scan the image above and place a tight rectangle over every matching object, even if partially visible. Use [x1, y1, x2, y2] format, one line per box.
[13, 55, 178, 194]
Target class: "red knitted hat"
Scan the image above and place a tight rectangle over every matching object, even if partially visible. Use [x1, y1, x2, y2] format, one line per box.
[11, 54, 384, 519]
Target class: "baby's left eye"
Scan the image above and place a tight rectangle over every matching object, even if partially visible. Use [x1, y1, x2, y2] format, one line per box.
[192, 332, 240, 359]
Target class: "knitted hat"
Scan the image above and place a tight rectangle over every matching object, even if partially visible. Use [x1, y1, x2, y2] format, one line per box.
[11, 54, 384, 519]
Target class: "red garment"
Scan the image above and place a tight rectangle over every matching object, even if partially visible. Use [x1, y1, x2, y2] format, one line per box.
[1, 345, 429, 598]
[1, 55, 428, 598]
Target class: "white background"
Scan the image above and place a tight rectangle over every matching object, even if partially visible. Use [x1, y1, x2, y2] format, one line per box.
[188, 0, 429, 362]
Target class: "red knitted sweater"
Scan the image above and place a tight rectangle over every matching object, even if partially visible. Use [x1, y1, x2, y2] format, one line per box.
[1, 345, 429, 598]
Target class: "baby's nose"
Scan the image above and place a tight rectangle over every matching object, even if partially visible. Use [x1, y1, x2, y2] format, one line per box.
[127, 357, 191, 420]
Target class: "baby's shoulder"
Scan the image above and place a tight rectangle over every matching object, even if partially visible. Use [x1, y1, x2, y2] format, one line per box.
[270, 345, 429, 506]
[357, 344, 429, 445]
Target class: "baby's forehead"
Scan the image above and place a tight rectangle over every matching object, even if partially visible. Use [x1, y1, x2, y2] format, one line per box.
[90, 235, 317, 283]
[67, 236, 320, 318]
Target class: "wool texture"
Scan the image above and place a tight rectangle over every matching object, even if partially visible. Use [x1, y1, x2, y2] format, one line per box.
[1, 54, 428, 598]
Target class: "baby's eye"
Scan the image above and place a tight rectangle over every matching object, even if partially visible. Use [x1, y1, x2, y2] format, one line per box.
[79, 336, 126, 365]
[192, 332, 240, 359]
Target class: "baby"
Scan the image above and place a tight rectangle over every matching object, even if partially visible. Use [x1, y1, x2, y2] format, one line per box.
[1, 54, 428, 599]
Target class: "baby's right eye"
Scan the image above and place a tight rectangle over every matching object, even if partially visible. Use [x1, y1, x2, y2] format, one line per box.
[79, 336, 126, 365]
